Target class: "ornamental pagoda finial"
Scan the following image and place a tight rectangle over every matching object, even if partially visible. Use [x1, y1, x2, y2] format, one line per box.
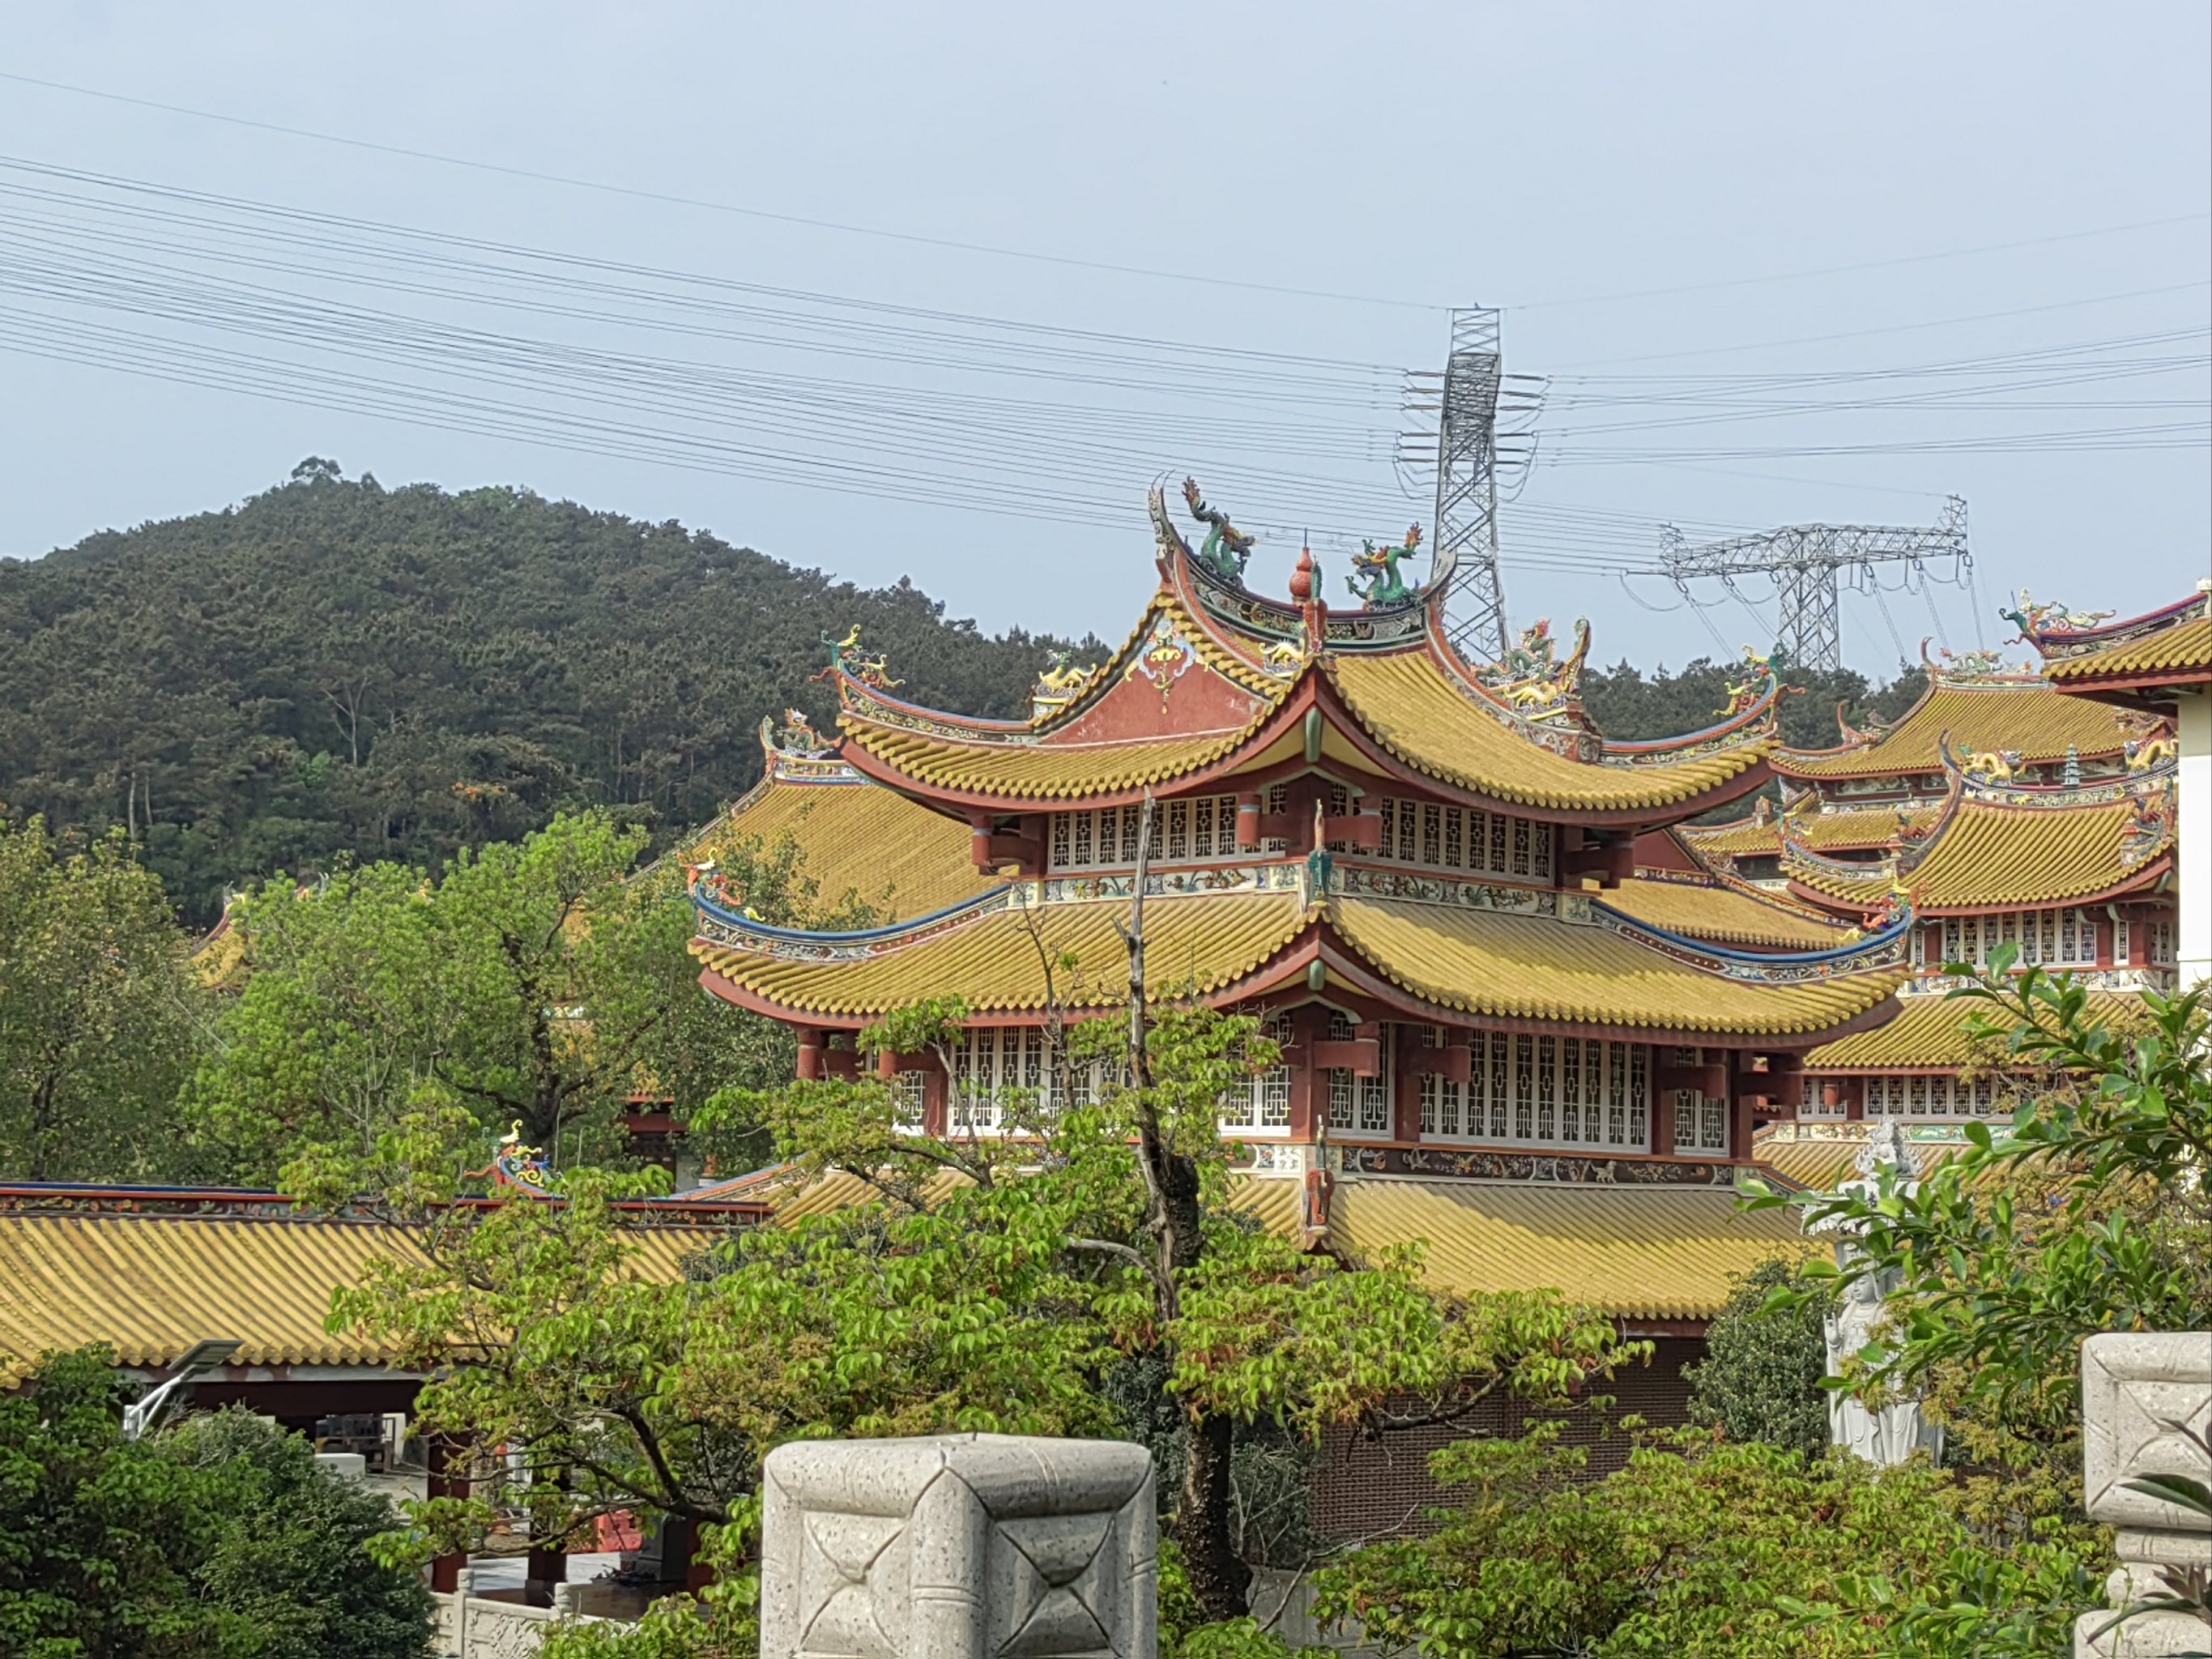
[1289, 542, 1317, 603]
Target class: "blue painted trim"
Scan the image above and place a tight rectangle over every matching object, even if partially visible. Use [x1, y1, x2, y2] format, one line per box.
[1590, 898, 1913, 969]
[693, 882, 1008, 943]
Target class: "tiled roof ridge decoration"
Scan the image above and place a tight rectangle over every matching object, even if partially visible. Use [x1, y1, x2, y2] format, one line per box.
[1781, 767, 2176, 912]
[1773, 665, 2147, 781]
[2010, 584, 2212, 662]
[1629, 853, 1848, 926]
[821, 488, 1786, 808]
[758, 710, 863, 783]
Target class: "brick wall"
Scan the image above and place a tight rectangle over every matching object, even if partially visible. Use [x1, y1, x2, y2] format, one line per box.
[1312, 1337, 1703, 1542]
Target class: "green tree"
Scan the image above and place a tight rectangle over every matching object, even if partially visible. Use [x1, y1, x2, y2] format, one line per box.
[0, 467, 1084, 923]
[0, 1348, 433, 1659]
[0, 1346, 237, 1657]
[1314, 1423, 2101, 1659]
[1685, 1258, 1837, 1461]
[166, 1409, 435, 1659]
[186, 812, 808, 1184]
[0, 819, 202, 1182]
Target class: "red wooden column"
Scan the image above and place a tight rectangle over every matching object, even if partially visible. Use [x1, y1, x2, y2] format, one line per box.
[1284, 1007, 1325, 1141]
[427, 1436, 469, 1593]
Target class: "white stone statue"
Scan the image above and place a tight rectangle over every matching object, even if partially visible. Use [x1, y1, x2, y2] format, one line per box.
[1818, 1121, 1946, 1466]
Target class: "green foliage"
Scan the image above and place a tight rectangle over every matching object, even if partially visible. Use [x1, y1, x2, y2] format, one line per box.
[335, 1000, 1638, 1644]
[1315, 1424, 2103, 1659]
[0, 1347, 432, 1659]
[0, 818, 206, 1182]
[1756, 965, 2212, 1439]
[0, 466, 1082, 924]
[1686, 1257, 1838, 1461]
[164, 1409, 435, 1659]
[1581, 655, 1925, 751]
[186, 811, 798, 1187]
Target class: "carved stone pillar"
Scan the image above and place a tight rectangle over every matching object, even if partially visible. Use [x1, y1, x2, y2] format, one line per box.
[2074, 1332, 2212, 1657]
[760, 1434, 1156, 1659]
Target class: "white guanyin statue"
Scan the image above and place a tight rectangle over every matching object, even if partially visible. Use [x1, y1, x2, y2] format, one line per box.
[1817, 1120, 1946, 1466]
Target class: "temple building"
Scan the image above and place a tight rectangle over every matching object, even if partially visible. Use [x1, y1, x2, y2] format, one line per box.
[2023, 583, 2212, 990]
[1679, 639, 2180, 1137]
[683, 487, 1912, 1390]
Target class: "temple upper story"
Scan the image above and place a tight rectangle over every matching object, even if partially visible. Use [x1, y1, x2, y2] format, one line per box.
[688, 486, 1919, 1183]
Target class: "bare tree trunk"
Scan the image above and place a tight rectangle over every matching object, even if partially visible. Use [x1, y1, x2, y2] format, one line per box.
[1121, 794, 1251, 1619]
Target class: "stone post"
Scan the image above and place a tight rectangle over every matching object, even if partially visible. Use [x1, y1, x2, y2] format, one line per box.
[760, 1434, 1156, 1659]
[2075, 1332, 2212, 1657]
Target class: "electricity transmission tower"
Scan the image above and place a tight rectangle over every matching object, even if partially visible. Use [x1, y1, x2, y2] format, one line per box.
[1400, 309, 1541, 663]
[1657, 497, 1970, 671]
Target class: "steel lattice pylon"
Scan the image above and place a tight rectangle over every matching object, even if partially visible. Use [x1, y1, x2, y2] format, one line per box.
[1659, 497, 1970, 671]
[1434, 309, 1509, 662]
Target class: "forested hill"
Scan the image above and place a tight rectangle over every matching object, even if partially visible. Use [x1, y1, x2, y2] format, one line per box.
[0, 462, 1080, 923]
[1, 460, 1924, 925]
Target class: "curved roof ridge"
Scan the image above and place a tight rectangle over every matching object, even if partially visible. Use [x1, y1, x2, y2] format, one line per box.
[2017, 586, 2210, 659]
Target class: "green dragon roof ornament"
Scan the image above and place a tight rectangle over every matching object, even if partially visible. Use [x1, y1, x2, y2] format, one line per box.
[1182, 476, 1255, 582]
[1345, 524, 1422, 608]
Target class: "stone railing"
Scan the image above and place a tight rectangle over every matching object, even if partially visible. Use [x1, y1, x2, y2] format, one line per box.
[760, 1433, 1156, 1658]
[433, 1572, 601, 1659]
[2075, 1333, 2212, 1658]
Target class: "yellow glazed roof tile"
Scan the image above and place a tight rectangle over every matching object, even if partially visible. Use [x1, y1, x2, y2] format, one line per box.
[684, 772, 997, 921]
[1599, 878, 1851, 949]
[0, 1214, 718, 1382]
[1807, 988, 2150, 1070]
[1329, 898, 1902, 1038]
[840, 724, 1257, 802]
[1686, 804, 1941, 859]
[2046, 615, 2212, 685]
[1752, 1135, 1973, 1194]
[1237, 1177, 1809, 1321]
[1776, 681, 2140, 779]
[1789, 795, 2169, 911]
[695, 889, 1309, 1018]
[1327, 652, 1769, 812]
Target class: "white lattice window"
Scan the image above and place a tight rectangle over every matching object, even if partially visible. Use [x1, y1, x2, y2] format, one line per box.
[2061, 909, 2092, 966]
[1047, 796, 1247, 872]
[1366, 797, 1549, 883]
[1698, 1094, 1727, 1152]
[1328, 1068, 1355, 1132]
[1673, 1090, 1698, 1149]
[949, 1028, 1059, 1131]
[1422, 1033, 1650, 1152]
[1511, 817, 1532, 876]
[893, 1071, 927, 1132]
[2150, 919, 2176, 966]
[1222, 1013, 1293, 1134]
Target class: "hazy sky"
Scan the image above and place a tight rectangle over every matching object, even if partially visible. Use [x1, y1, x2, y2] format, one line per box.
[2, 2, 2206, 675]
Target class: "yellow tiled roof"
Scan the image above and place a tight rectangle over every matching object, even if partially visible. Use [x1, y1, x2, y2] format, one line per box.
[1752, 1135, 1972, 1194]
[839, 724, 1259, 802]
[2046, 616, 2212, 687]
[1808, 987, 2150, 1070]
[0, 1214, 714, 1383]
[1686, 804, 1941, 859]
[1789, 796, 2168, 910]
[1328, 652, 1769, 812]
[695, 889, 1309, 1018]
[683, 772, 998, 921]
[1776, 680, 2139, 780]
[1600, 878, 1851, 949]
[730, 1168, 1810, 1322]
[1330, 898, 1903, 1038]
[833, 591, 1289, 803]
[1237, 1177, 1809, 1321]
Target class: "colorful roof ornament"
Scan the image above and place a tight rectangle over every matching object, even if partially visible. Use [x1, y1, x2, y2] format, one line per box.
[1345, 525, 1424, 608]
[1180, 476, 1256, 584]
[467, 1121, 555, 1197]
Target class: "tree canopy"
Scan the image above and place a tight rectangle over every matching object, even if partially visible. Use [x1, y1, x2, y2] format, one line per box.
[0, 463, 1081, 925]
[0, 1346, 433, 1659]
